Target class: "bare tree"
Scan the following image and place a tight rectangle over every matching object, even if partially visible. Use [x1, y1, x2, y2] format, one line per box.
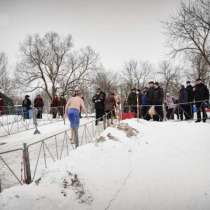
[92, 68, 119, 93]
[164, 0, 210, 66]
[158, 60, 181, 96]
[185, 53, 210, 86]
[122, 60, 152, 91]
[0, 52, 13, 95]
[15, 32, 99, 101]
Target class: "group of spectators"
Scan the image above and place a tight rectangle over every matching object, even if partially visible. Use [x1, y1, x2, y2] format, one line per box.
[4, 77, 210, 124]
[127, 81, 164, 121]
[126, 78, 209, 123]
[92, 88, 120, 125]
[22, 94, 66, 119]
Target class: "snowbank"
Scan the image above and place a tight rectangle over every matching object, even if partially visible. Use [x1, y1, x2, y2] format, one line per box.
[1, 119, 210, 210]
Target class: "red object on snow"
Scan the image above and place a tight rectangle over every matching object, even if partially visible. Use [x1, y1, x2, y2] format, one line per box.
[121, 112, 135, 120]
[207, 108, 210, 112]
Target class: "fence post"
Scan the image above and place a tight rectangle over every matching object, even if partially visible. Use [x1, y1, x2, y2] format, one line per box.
[163, 104, 166, 121]
[137, 105, 140, 122]
[23, 143, 32, 184]
[33, 108, 40, 134]
[103, 115, 106, 130]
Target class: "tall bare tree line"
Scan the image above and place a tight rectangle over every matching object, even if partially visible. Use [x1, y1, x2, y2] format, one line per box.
[0, 53, 13, 96]
[2, 0, 210, 104]
[15, 32, 99, 101]
[164, 0, 210, 82]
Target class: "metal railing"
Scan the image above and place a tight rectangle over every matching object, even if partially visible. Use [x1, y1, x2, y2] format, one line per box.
[0, 100, 209, 192]
[0, 110, 115, 192]
[0, 148, 23, 191]
[0, 105, 65, 137]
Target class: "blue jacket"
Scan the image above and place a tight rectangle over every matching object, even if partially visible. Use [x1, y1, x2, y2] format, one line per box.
[141, 95, 148, 105]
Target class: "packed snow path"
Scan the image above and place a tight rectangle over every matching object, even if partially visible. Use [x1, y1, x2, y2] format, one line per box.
[0, 118, 98, 190]
[0, 119, 210, 210]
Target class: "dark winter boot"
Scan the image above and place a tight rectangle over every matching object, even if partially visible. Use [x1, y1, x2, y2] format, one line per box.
[195, 119, 201, 123]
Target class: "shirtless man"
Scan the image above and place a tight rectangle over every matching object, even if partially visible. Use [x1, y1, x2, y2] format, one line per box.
[65, 88, 87, 148]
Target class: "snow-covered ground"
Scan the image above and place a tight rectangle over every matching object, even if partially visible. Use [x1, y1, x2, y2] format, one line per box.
[0, 113, 64, 137]
[0, 117, 103, 190]
[1, 119, 210, 210]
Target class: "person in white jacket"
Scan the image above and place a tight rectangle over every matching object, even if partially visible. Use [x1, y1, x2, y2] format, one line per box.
[165, 93, 176, 120]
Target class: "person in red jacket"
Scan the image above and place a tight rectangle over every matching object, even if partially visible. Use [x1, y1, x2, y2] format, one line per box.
[105, 92, 116, 125]
[51, 95, 60, 118]
[34, 94, 44, 119]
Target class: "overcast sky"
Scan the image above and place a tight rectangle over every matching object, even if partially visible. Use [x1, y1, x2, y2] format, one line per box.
[0, 0, 181, 71]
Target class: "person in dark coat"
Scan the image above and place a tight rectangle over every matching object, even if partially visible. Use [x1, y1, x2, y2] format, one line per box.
[178, 85, 188, 120]
[141, 87, 149, 120]
[127, 88, 137, 114]
[127, 88, 141, 117]
[146, 81, 155, 105]
[146, 81, 155, 120]
[105, 92, 116, 125]
[136, 88, 142, 118]
[59, 95, 67, 118]
[92, 88, 106, 125]
[34, 94, 44, 119]
[22, 95, 32, 119]
[185, 81, 194, 119]
[51, 95, 60, 119]
[153, 82, 164, 121]
[0, 97, 4, 115]
[193, 79, 209, 122]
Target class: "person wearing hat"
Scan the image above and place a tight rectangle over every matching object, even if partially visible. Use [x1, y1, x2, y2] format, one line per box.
[22, 95, 32, 119]
[65, 88, 87, 148]
[127, 87, 141, 117]
[34, 94, 44, 119]
[141, 87, 149, 120]
[59, 94, 67, 118]
[50, 95, 60, 119]
[146, 81, 156, 120]
[193, 79, 209, 122]
[104, 91, 116, 125]
[0, 97, 4, 115]
[92, 88, 106, 125]
[153, 82, 164, 121]
[165, 93, 176, 120]
[178, 85, 188, 120]
[185, 81, 194, 119]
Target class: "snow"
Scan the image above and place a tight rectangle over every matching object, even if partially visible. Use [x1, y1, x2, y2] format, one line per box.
[1, 119, 210, 210]
[0, 118, 90, 151]
[0, 113, 64, 137]
[0, 117, 97, 191]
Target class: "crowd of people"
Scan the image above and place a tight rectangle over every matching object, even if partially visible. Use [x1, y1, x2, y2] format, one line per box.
[22, 94, 66, 119]
[126, 79, 209, 123]
[91, 78, 209, 124]
[0, 79, 208, 147]
[5, 78, 209, 124]
[92, 88, 121, 126]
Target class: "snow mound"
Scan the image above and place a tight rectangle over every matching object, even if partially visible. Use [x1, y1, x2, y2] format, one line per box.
[1, 119, 210, 210]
